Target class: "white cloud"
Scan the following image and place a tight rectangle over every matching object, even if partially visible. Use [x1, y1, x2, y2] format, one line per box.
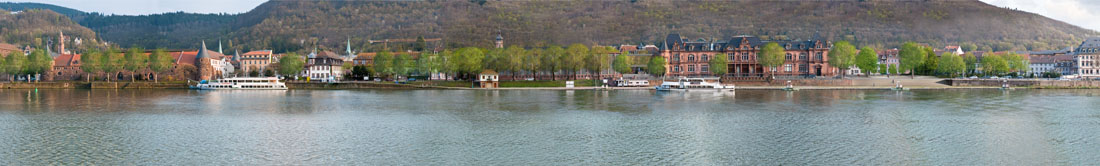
[981, 0, 1100, 32]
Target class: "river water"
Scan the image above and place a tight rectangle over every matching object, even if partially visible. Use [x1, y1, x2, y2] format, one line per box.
[0, 89, 1098, 165]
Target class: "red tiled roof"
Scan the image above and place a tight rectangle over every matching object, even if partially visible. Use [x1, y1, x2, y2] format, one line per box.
[0, 43, 19, 51]
[173, 51, 200, 66]
[53, 54, 81, 67]
[243, 50, 272, 56]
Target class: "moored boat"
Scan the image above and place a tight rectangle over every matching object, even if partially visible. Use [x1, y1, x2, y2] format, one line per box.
[193, 77, 288, 90]
[655, 77, 734, 91]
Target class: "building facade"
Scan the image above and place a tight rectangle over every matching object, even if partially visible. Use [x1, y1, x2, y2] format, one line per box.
[658, 34, 835, 78]
[303, 50, 345, 81]
[239, 50, 275, 72]
[1074, 37, 1100, 78]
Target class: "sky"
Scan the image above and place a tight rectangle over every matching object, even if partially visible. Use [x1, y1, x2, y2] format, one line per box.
[4, 0, 1099, 31]
[980, 0, 1100, 31]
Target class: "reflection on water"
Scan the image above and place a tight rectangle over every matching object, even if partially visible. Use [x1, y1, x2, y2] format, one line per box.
[1, 89, 1099, 165]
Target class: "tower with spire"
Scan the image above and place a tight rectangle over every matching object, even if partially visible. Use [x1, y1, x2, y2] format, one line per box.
[197, 41, 215, 80]
[218, 40, 224, 54]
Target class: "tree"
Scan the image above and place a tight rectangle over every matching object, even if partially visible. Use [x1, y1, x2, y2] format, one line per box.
[647, 56, 667, 78]
[585, 46, 612, 79]
[1004, 53, 1029, 74]
[4, 51, 25, 82]
[522, 48, 542, 80]
[855, 47, 878, 76]
[563, 44, 588, 80]
[936, 52, 965, 77]
[414, 36, 426, 52]
[540, 46, 563, 80]
[879, 64, 889, 75]
[123, 47, 147, 82]
[147, 49, 174, 82]
[25, 49, 51, 82]
[80, 50, 101, 81]
[962, 53, 978, 75]
[277, 53, 305, 77]
[373, 51, 394, 78]
[452, 47, 485, 79]
[828, 41, 857, 77]
[503, 45, 526, 80]
[263, 68, 275, 77]
[709, 53, 728, 76]
[394, 52, 413, 78]
[917, 46, 938, 75]
[887, 64, 898, 76]
[981, 55, 1009, 76]
[249, 70, 260, 77]
[898, 42, 925, 78]
[613, 53, 632, 75]
[100, 48, 122, 82]
[758, 42, 786, 77]
[0, 52, 7, 81]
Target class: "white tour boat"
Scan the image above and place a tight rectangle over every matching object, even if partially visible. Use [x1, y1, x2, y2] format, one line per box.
[655, 78, 734, 91]
[193, 77, 288, 90]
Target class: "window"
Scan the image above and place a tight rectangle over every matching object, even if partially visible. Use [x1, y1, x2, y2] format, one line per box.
[816, 52, 824, 60]
[799, 53, 807, 60]
[701, 65, 709, 73]
[673, 54, 681, 62]
[688, 65, 695, 72]
[784, 64, 792, 72]
[799, 64, 808, 73]
[729, 54, 736, 61]
[688, 54, 695, 62]
[785, 53, 792, 60]
[702, 55, 709, 61]
[674, 66, 681, 72]
[743, 54, 749, 61]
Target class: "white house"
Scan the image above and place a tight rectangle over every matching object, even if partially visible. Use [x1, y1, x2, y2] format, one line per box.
[302, 50, 345, 82]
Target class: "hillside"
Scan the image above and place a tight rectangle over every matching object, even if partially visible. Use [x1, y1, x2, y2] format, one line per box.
[4, 0, 1099, 53]
[0, 9, 97, 49]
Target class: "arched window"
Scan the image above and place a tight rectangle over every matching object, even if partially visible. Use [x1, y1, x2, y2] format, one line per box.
[816, 52, 824, 60]
[702, 55, 709, 61]
[687, 54, 695, 62]
[673, 54, 680, 62]
[799, 53, 807, 60]
[785, 53, 792, 60]
[729, 54, 736, 61]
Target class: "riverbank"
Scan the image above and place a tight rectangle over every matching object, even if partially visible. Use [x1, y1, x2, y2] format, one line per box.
[0, 82, 190, 89]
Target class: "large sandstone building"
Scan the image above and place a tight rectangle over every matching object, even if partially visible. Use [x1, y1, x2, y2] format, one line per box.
[658, 34, 836, 79]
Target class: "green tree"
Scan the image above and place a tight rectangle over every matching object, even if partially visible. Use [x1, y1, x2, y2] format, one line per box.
[123, 47, 147, 82]
[918, 47, 938, 75]
[647, 56, 667, 78]
[0, 52, 8, 81]
[898, 42, 925, 78]
[277, 53, 305, 78]
[540, 46, 563, 80]
[394, 52, 413, 78]
[25, 49, 52, 82]
[449, 47, 484, 79]
[503, 45, 526, 80]
[414, 36, 426, 52]
[855, 47, 878, 76]
[147, 48, 174, 82]
[563, 44, 588, 80]
[758, 42, 786, 77]
[416, 53, 444, 79]
[613, 54, 632, 75]
[936, 52, 966, 77]
[887, 64, 898, 76]
[709, 53, 728, 76]
[828, 41, 857, 77]
[585, 46, 612, 79]
[1004, 53, 1029, 74]
[373, 51, 394, 78]
[982, 55, 1009, 76]
[962, 53, 978, 75]
[879, 64, 888, 75]
[100, 48, 122, 82]
[80, 50, 101, 81]
[4, 51, 25, 82]
[522, 48, 542, 80]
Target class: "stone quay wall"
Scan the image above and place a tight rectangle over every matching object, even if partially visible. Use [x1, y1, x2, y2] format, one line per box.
[949, 79, 1100, 88]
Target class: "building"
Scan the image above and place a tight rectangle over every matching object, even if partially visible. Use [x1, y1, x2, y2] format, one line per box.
[173, 41, 233, 80]
[495, 33, 504, 49]
[0, 43, 21, 56]
[1028, 47, 1074, 76]
[944, 45, 964, 55]
[303, 50, 345, 81]
[877, 48, 900, 73]
[239, 50, 275, 72]
[477, 69, 499, 88]
[1074, 37, 1100, 78]
[658, 33, 835, 78]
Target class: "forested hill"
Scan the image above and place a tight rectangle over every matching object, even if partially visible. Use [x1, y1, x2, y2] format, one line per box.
[0, 9, 97, 49]
[4, 0, 1099, 53]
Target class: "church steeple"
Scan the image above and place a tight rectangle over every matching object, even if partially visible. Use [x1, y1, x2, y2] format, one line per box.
[346, 37, 353, 56]
[218, 40, 223, 54]
[494, 32, 503, 49]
